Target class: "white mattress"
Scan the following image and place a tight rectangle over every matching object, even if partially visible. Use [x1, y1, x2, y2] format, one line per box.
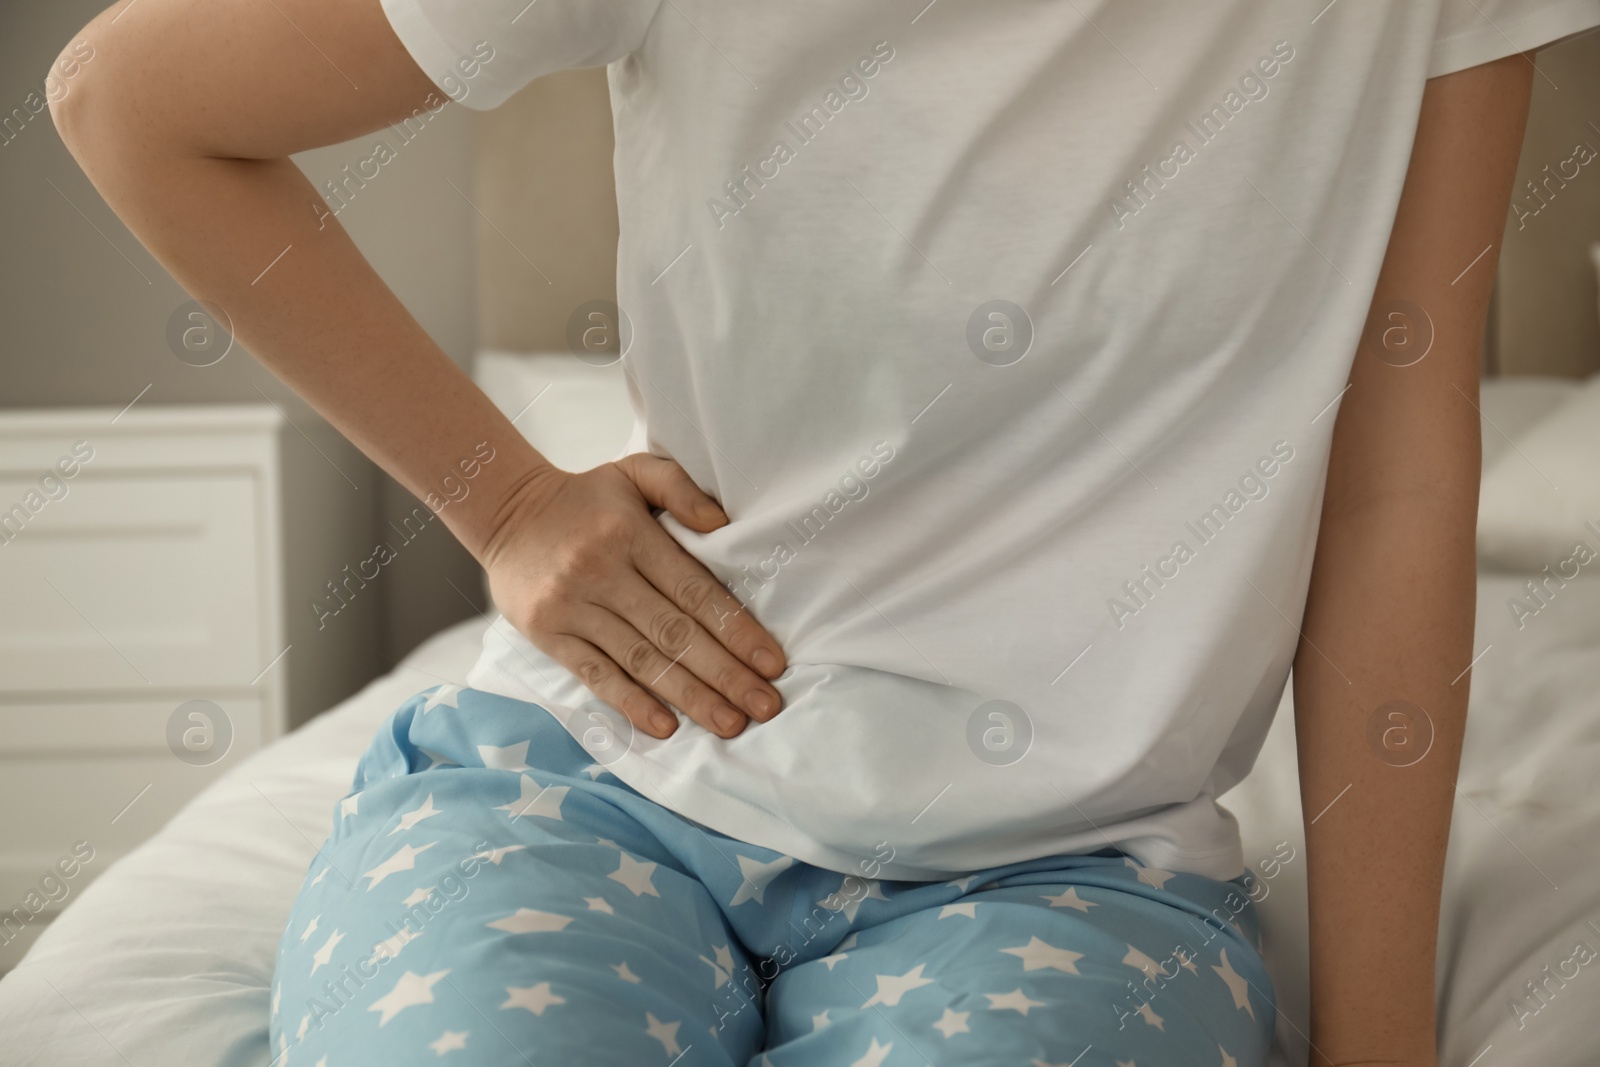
[3, 573, 1598, 1065]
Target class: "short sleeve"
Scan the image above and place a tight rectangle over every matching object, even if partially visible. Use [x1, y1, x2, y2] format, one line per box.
[379, 0, 666, 110]
[1429, 0, 1600, 77]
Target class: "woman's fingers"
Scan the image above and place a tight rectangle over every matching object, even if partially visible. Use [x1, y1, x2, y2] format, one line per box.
[570, 604, 752, 739]
[630, 517, 789, 684]
[486, 456, 788, 740]
[540, 631, 681, 739]
[614, 453, 788, 683]
[605, 570, 781, 722]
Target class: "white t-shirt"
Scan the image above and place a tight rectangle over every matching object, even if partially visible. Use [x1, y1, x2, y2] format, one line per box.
[382, 0, 1600, 880]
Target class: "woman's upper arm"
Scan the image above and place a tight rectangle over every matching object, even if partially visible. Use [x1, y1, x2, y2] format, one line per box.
[50, 0, 441, 161]
[1324, 53, 1535, 515]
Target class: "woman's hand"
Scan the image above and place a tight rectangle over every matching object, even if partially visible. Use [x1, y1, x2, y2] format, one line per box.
[45, 0, 786, 742]
[483, 454, 787, 741]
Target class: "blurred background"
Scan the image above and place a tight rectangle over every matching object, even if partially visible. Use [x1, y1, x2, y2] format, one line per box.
[1, 10, 1599, 1056]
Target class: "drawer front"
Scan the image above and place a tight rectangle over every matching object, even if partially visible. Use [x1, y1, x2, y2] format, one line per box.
[0, 694, 265, 967]
[0, 473, 265, 691]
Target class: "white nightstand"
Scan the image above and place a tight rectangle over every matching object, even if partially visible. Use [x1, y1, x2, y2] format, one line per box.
[0, 404, 378, 971]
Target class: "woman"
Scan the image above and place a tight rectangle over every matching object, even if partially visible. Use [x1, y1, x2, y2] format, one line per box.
[50, 0, 1597, 1063]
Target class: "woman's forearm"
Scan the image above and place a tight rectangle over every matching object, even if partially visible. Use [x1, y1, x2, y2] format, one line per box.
[50, 0, 791, 737]
[1295, 504, 1475, 1062]
[49, 0, 555, 560]
[1294, 53, 1533, 1064]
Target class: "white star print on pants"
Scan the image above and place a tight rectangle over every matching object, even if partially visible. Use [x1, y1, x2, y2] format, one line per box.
[272, 687, 1276, 1066]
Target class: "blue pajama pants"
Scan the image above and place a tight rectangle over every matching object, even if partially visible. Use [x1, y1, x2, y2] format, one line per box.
[271, 687, 1276, 1066]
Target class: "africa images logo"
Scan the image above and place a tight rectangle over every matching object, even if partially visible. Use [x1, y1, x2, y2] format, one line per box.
[1108, 40, 1295, 230]
[1106, 442, 1295, 629]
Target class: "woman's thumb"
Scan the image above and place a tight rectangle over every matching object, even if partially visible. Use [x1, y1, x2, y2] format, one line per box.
[617, 453, 728, 531]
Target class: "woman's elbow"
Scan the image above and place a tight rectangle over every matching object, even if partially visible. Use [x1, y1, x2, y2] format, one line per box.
[46, 17, 120, 164]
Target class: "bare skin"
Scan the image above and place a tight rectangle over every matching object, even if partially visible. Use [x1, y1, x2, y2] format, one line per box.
[50, 0, 1541, 1059]
[1295, 53, 1534, 1066]
[47, 0, 786, 743]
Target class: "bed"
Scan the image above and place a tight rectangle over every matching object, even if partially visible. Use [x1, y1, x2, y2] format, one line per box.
[2, 369, 1598, 1065]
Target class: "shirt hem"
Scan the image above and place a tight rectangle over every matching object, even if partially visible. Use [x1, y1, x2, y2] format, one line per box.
[469, 622, 1252, 883]
[602, 736, 1250, 883]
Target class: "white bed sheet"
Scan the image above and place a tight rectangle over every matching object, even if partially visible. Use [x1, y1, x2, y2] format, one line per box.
[1225, 572, 1600, 1065]
[3, 575, 1598, 1066]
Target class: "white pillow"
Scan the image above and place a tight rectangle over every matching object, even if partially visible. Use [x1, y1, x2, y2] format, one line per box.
[1477, 376, 1582, 470]
[473, 350, 639, 608]
[1478, 372, 1600, 572]
[473, 350, 636, 473]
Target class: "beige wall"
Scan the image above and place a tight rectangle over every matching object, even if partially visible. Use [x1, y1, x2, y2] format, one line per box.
[476, 67, 620, 351]
[1495, 31, 1600, 377]
[0, 0, 486, 676]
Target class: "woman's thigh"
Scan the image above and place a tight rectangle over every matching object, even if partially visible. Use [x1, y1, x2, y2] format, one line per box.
[270, 688, 765, 1066]
[759, 860, 1276, 1066]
